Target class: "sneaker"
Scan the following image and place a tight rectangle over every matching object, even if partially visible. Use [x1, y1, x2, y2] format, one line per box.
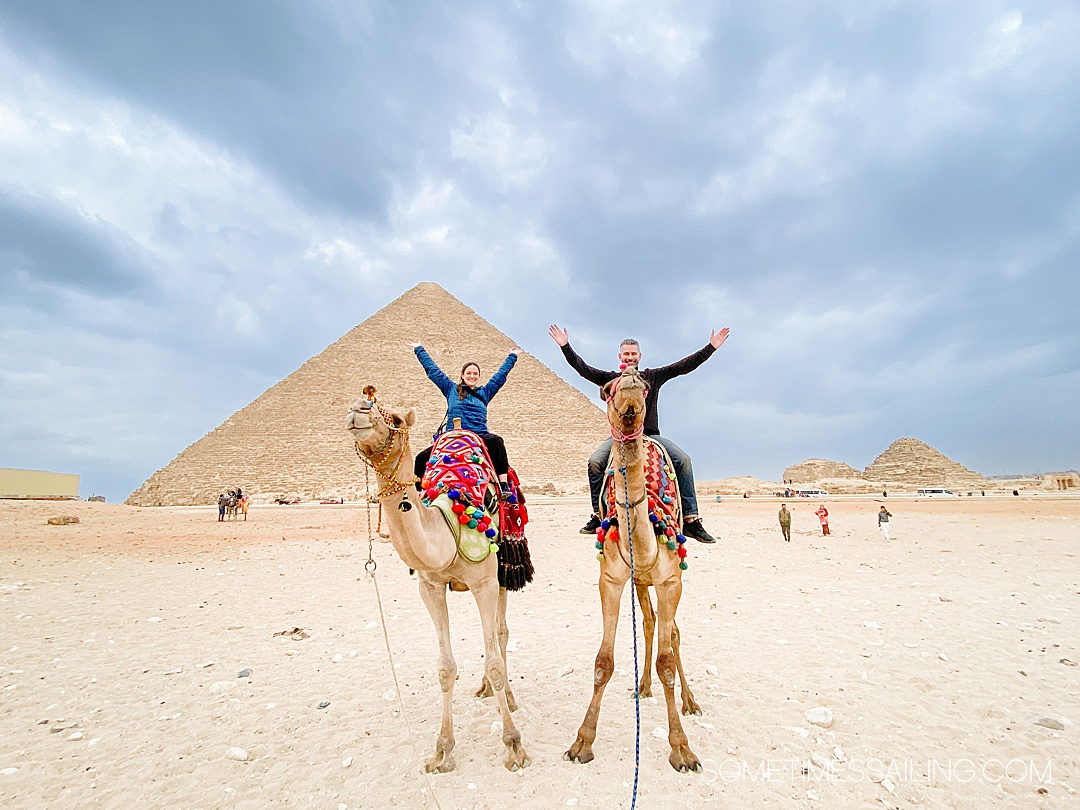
[579, 514, 602, 535]
[683, 519, 717, 544]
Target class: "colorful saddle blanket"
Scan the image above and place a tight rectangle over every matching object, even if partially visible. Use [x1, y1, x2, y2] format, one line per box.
[600, 437, 685, 559]
[419, 431, 533, 589]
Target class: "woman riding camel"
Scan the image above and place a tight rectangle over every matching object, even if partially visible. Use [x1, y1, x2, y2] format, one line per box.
[406, 342, 519, 492]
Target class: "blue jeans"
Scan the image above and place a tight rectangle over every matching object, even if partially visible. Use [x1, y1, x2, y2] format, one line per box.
[588, 436, 699, 519]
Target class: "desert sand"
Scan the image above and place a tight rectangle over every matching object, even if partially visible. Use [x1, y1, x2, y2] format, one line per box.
[1, 495, 1077, 809]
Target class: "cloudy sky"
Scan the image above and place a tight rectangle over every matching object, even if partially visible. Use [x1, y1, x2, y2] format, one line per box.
[2, 1, 1078, 502]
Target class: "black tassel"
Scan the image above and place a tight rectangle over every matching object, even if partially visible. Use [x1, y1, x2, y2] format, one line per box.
[497, 534, 534, 591]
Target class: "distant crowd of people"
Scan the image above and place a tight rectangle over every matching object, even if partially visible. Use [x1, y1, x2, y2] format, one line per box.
[776, 502, 893, 541]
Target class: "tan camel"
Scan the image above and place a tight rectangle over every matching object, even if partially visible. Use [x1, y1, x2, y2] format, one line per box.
[345, 394, 530, 773]
[565, 367, 701, 773]
[635, 585, 701, 716]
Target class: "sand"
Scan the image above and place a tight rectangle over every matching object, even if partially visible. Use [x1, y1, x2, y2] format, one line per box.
[1, 495, 1078, 809]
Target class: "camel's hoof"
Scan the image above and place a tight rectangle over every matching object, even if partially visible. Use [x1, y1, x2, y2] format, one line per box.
[682, 701, 703, 716]
[637, 682, 653, 698]
[474, 680, 493, 699]
[669, 747, 701, 774]
[564, 743, 594, 764]
[504, 742, 531, 771]
[424, 752, 456, 774]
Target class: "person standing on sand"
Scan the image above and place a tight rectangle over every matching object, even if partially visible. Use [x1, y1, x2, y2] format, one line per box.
[814, 504, 830, 536]
[878, 506, 892, 540]
[217, 493, 227, 522]
[779, 503, 792, 542]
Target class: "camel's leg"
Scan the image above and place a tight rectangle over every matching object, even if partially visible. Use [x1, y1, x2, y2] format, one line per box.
[470, 579, 529, 770]
[475, 588, 518, 711]
[565, 572, 627, 764]
[417, 578, 458, 773]
[654, 579, 701, 773]
[671, 620, 701, 716]
[636, 583, 655, 698]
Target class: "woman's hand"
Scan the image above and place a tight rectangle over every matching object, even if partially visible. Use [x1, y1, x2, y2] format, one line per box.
[405, 341, 421, 349]
[511, 347, 523, 355]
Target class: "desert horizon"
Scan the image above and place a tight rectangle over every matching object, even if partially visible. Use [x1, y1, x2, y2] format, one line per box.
[2, 494, 1077, 808]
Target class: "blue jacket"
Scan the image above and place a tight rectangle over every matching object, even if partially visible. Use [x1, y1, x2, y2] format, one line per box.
[414, 346, 517, 434]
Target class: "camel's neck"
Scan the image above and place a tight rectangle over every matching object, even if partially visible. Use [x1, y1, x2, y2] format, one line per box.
[374, 438, 457, 572]
[611, 437, 659, 570]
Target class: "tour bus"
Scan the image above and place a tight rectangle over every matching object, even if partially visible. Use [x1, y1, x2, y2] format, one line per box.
[793, 488, 829, 498]
[917, 488, 958, 497]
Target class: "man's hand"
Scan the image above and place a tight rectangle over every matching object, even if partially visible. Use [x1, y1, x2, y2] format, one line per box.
[511, 347, 523, 355]
[405, 341, 421, 349]
[709, 328, 730, 349]
[548, 324, 569, 346]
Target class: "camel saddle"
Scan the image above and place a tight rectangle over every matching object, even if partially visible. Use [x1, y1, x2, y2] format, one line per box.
[419, 429, 533, 590]
[601, 436, 683, 537]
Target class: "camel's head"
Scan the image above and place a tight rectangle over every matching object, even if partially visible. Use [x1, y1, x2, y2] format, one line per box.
[601, 367, 647, 441]
[345, 390, 416, 462]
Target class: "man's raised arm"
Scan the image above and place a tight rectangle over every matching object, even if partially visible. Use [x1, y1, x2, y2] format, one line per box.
[548, 324, 615, 387]
[651, 327, 730, 383]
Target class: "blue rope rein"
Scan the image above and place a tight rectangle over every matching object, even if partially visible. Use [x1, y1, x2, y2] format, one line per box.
[618, 462, 642, 810]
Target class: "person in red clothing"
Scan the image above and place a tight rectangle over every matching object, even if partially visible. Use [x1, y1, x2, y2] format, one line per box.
[814, 504, 830, 536]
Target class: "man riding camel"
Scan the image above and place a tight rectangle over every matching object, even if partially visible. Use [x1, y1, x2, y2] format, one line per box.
[548, 324, 730, 544]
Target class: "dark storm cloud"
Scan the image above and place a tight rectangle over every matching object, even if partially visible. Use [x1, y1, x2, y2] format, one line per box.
[0, 190, 155, 303]
[1, 1, 1078, 500]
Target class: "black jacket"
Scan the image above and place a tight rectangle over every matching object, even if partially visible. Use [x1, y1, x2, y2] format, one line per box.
[560, 342, 716, 436]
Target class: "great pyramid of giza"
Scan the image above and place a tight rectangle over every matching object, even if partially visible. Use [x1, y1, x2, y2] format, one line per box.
[127, 283, 608, 506]
[863, 437, 985, 488]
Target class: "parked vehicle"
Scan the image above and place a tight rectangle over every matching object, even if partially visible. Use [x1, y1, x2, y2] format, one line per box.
[793, 488, 829, 498]
[917, 488, 959, 497]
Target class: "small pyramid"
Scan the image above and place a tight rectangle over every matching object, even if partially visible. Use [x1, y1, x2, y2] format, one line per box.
[782, 458, 865, 482]
[127, 283, 608, 505]
[863, 438, 984, 488]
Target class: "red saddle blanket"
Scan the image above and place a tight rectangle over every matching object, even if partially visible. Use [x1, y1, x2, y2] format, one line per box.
[419, 429, 532, 589]
[601, 436, 682, 536]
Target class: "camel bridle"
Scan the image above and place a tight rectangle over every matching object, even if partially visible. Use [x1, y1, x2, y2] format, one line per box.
[604, 370, 648, 443]
[352, 400, 419, 498]
[605, 370, 649, 510]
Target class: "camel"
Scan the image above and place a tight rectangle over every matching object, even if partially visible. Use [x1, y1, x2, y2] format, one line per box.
[345, 393, 530, 773]
[565, 367, 701, 773]
[635, 585, 701, 717]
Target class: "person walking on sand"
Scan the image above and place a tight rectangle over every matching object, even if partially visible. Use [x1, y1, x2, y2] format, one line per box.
[814, 504, 830, 536]
[778, 503, 792, 542]
[878, 505, 892, 540]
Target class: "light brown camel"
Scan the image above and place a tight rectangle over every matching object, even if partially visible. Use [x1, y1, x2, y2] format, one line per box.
[564, 367, 701, 773]
[345, 394, 530, 773]
[635, 585, 701, 717]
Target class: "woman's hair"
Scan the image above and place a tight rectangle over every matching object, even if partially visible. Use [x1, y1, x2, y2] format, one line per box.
[457, 362, 481, 400]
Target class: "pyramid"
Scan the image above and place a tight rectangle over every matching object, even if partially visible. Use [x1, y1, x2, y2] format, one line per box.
[782, 458, 865, 483]
[127, 283, 608, 506]
[862, 438, 985, 488]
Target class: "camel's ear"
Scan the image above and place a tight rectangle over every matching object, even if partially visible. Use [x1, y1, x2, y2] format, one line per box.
[600, 380, 615, 402]
[405, 408, 416, 427]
